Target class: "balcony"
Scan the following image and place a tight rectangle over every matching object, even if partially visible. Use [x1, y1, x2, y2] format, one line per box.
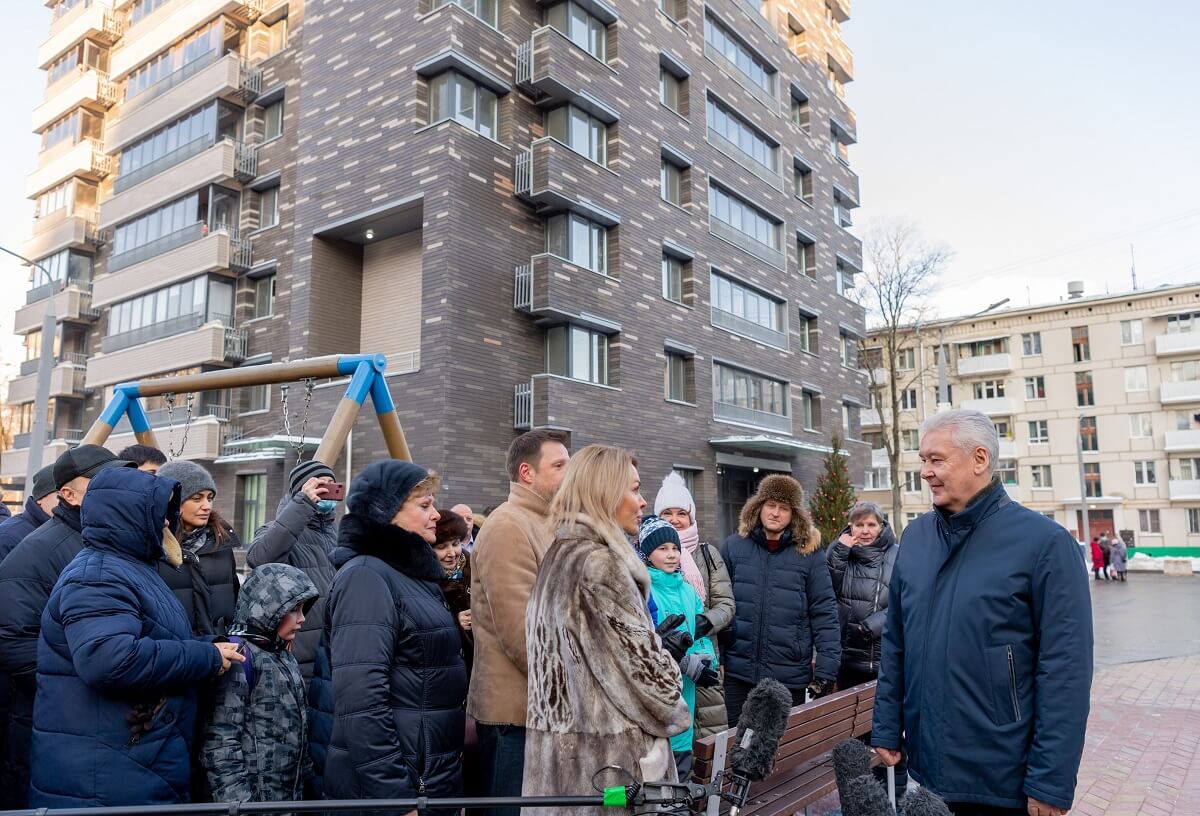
[111, 0, 264, 81]
[101, 139, 257, 226]
[1155, 332, 1200, 357]
[1160, 381, 1200, 405]
[957, 353, 1014, 376]
[871, 448, 888, 468]
[22, 208, 99, 260]
[515, 24, 618, 109]
[961, 396, 1016, 416]
[94, 227, 250, 306]
[107, 53, 262, 150]
[26, 138, 113, 198]
[861, 407, 881, 426]
[87, 317, 247, 388]
[13, 282, 98, 334]
[1169, 480, 1200, 501]
[714, 401, 793, 435]
[711, 307, 788, 351]
[6, 359, 89, 404]
[709, 217, 787, 271]
[999, 438, 1017, 459]
[1165, 429, 1200, 452]
[38, 3, 124, 69]
[706, 126, 784, 192]
[511, 373, 615, 432]
[512, 253, 619, 325]
[512, 138, 619, 220]
[32, 68, 119, 132]
[703, 40, 778, 113]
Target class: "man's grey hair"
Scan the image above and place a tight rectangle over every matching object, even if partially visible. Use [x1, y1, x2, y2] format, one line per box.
[920, 409, 999, 474]
[848, 501, 886, 525]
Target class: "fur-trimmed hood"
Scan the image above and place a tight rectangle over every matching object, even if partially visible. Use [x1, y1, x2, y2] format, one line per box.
[737, 474, 821, 555]
[332, 512, 444, 583]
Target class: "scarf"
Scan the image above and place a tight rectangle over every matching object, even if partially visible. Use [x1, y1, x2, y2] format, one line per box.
[442, 552, 466, 581]
[677, 523, 706, 602]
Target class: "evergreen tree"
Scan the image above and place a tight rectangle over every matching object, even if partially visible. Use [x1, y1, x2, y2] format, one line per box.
[810, 434, 857, 547]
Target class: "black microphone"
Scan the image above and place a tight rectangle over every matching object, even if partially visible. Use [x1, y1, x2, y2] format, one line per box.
[899, 786, 952, 816]
[840, 773, 894, 816]
[832, 738, 873, 799]
[726, 678, 793, 815]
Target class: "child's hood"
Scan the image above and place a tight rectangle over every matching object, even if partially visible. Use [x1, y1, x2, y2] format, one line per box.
[234, 563, 319, 634]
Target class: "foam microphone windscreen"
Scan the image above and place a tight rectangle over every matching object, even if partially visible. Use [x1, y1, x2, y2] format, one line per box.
[832, 739, 873, 798]
[840, 774, 895, 816]
[899, 786, 952, 816]
[729, 678, 793, 781]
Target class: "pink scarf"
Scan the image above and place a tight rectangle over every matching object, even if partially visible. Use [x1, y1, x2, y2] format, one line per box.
[677, 523, 707, 602]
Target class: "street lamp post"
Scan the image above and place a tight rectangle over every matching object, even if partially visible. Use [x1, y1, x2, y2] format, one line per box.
[1, 246, 58, 491]
[936, 298, 1012, 408]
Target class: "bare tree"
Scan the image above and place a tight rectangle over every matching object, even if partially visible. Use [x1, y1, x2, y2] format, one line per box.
[858, 221, 951, 536]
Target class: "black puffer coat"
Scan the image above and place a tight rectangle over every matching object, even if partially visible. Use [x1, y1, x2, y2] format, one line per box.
[825, 523, 899, 676]
[323, 513, 467, 806]
[156, 524, 240, 636]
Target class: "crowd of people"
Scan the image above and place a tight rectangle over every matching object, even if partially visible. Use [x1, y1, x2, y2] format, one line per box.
[0, 409, 1093, 816]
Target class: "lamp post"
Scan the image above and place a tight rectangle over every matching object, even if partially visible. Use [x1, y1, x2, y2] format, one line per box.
[936, 298, 1011, 409]
[1, 245, 58, 490]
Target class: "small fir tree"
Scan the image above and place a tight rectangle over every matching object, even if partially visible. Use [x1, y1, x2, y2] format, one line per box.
[810, 434, 857, 548]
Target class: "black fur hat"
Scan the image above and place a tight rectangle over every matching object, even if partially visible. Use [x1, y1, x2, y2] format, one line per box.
[346, 460, 430, 525]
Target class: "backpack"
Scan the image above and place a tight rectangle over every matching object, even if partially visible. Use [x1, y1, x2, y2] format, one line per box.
[226, 636, 258, 694]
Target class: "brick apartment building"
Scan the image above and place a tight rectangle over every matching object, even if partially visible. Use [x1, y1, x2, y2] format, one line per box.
[3, 0, 867, 541]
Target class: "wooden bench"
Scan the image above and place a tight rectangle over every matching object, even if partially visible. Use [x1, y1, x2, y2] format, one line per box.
[691, 682, 878, 816]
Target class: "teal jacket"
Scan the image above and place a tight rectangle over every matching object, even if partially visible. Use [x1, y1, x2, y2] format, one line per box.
[648, 567, 717, 753]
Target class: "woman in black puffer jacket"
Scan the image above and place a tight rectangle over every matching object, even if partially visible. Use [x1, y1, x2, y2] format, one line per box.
[825, 501, 898, 688]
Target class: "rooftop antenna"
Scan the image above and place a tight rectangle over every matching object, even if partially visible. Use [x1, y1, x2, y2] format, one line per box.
[1130, 243, 1138, 290]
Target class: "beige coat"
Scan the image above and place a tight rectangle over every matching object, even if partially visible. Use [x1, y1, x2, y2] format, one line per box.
[523, 516, 690, 816]
[467, 482, 551, 726]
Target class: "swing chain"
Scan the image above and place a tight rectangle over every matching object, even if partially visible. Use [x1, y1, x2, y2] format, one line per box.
[163, 392, 195, 459]
[279, 380, 316, 460]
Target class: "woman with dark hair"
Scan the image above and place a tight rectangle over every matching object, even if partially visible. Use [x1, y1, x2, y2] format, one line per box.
[433, 512, 474, 675]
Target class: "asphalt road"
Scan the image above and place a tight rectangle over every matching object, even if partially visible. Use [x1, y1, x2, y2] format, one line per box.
[1090, 572, 1200, 667]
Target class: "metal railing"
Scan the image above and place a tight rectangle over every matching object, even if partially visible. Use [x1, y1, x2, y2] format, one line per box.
[709, 218, 787, 271]
[85, 138, 114, 177]
[101, 312, 206, 352]
[224, 325, 248, 361]
[107, 222, 204, 272]
[238, 58, 264, 99]
[513, 262, 532, 310]
[514, 381, 533, 430]
[11, 428, 83, 449]
[113, 135, 215, 194]
[515, 39, 534, 86]
[234, 139, 258, 179]
[513, 149, 532, 197]
[713, 401, 792, 434]
[706, 126, 784, 191]
[231, 238, 253, 271]
[18, 351, 90, 376]
[711, 307, 789, 350]
[124, 49, 219, 108]
[24, 275, 91, 305]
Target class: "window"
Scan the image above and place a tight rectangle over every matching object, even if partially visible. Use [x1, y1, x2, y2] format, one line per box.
[1121, 319, 1143, 346]
[246, 384, 269, 413]
[901, 429, 919, 451]
[433, 0, 499, 26]
[1075, 371, 1094, 406]
[711, 272, 784, 333]
[111, 191, 202, 257]
[238, 474, 267, 541]
[801, 390, 817, 430]
[258, 185, 279, 229]
[961, 337, 1009, 357]
[1031, 465, 1053, 489]
[708, 183, 782, 254]
[1125, 366, 1148, 392]
[42, 108, 103, 151]
[830, 124, 849, 164]
[842, 402, 854, 438]
[1071, 326, 1090, 362]
[839, 332, 855, 367]
[29, 249, 92, 290]
[1138, 509, 1161, 535]
[252, 274, 275, 319]
[660, 160, 682, 205]
[900, 389, 918, 410]
[659, 0, 686, 24]
[36, 178, 97, 220]
[106, 276, 232, 338]
[713, 363, 788, 417]
[1025, 376, 1046, 399]
[864, 467, 890, 490]
[1167, 312, 1200, 334]
[1079, 416, 1098, 452]
[790, 90, 810, 131]
[430, 71, 498, 138]
[125, 19, 226, 100]
[1028, 420, 1049, 444]
[1174, 410, 1198, 430]
[973, 380, 1006, 399]
[1171, 360, 1200, 383]
[1134, 461, 1157, 486]
[546, 213, 608, 275]
[997, 459, 1017, 485]
[1130, 413, 1152, 438]
[131, 0, 173, 25]
[545, 0, 607, 61]
[793, 163, 814, 204]
[706, 95, 779, 175]
[546, 325, 609, 385]
[994, 419, 1012, 440]
[1180, 458, 1200, 480]
[836, 260, 855, 297]
[545, 104, 607, 164]
[797, 313, 817, 354]
[833, 191, 853, 229]
[662, 254, 684, 303]
[1189, 508, 1200, 534]
[903, 471, 922, 493]
[659, 68, 682, 113]
[1021, 332, 1042, 356]
[263, 100, 284, 141]
[665, 352, 689, 402]
[703, 14, 775, 98]
[897, 348, 915, 371]
[119, 102, 239, 185]
[796, 234, 816, 278]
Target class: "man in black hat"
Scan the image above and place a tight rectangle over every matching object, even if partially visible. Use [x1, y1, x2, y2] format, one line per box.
[0, 465, 58, 564]
[0, 445, 133, 807]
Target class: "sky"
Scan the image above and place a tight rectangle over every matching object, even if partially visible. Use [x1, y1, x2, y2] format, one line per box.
[1, 1, 1198, 378]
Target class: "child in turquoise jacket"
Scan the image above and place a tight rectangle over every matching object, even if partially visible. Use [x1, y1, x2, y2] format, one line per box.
[638, 516, 719, 781]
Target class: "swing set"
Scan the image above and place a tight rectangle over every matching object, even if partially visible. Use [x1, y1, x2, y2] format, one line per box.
[81, 354, 412, 466]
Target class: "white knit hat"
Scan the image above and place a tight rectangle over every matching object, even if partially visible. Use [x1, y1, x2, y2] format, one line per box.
[654, 471, 695, 518]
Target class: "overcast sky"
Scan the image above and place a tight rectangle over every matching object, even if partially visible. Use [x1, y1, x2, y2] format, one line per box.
[1, 2, 1197, 381]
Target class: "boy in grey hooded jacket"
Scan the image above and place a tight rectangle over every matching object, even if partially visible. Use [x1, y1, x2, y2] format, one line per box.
[202, 563, 319, 802]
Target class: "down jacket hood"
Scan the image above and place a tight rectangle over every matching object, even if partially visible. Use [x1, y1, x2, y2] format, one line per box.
[81, 467, 181, 564]
[230, 563, 319, 646]
[737, 474, 821, 555]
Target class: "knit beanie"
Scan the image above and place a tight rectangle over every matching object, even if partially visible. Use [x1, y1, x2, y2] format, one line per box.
[653, 471, 696, 518]
[157, 460, 217, 500]
[289, 459, 336, 494]
[638, 515, 681, 559]
[30, 464, 56, 501]
[346, 460, 430, 526]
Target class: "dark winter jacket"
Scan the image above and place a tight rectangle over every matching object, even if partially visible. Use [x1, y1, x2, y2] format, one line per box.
[157, 523, 240, 636]
[825, 522, 899, 677]
[872, 479, 1093, 812]
[323, 512, 468, 803]
[440, 553, 474, 676]
[0, 496, 51, 563]
[0, 501, 86, 806]
[30, 467, 222, 807]
[692, 542, 735, 738]
[306, 636, 334, 800]
[247, 492, 337, 680]
[202, 563, 319, 802]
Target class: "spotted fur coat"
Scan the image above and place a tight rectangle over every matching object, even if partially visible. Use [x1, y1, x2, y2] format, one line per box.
[523, 515, 691, 816]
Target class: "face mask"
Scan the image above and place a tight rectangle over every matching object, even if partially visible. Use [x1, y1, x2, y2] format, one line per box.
[316, 499, 337, 514]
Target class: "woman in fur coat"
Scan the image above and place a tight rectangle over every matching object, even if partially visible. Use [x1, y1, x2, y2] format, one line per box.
[524, 445, 691, 815]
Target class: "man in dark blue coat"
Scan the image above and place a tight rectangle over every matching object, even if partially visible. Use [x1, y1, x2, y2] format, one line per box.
[872, 410, 1093, 816]
[0, 465, 57, 564]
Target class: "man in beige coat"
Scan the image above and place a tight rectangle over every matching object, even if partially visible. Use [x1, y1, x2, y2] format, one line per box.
[469, 430, 570, 816]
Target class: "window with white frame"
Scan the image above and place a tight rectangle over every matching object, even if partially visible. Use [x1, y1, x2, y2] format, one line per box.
[665, 351, 689, 402]
[897, 348, 915, 370]
[713, 363, 788, 418]
[1024, 376, 1046, 399]
[660, 160, 682, 205]
[1134, 460, 1157, 485]
[1125, 366, 1148, 392]
[1190, 508, 1200, 534]
[900, 388, 917, 410]
[901, 429, 919, 451]
[864, 467, 890, 490]
[1172, 360, 1200, 382]
[545, 324, 610, 385]
[973, 380, 1005, 399]
[1028, 420, 1049, 444]
[711, 271, 784, 333]
[801, 390, 817, 430]
[262, 99, 284, 141]
[1030, 464, 1052, 489]
[842, 402, 854, 438]
[252, 274, 275, 319]
[1173, 410, 1197, 430]
[246, 384, 269, 412]
[997, 459, 1017, 485]
[1021, 331, 1042, 356]
[1138, 509, 1161, 534]
[706, 95, 779, 175]
[662, 254, 684, 303]
[797, 312, 817, 354]
[994, 419, 1012, 440]
[433, 0, 499, 27]
[835, 260, 855, 297]
[429, 71, 498, 138]
[703, 13, 775, 98]
[797, 234, 816, 277]
[903, 471, 921, 493]
[1120, 319, 1143, 346]
[1179, 457, 1200, 480]
[258, 185, 279, 229]
[1130, 412, 1153, 438]
[545, 0, 607, 61]
[790, 90, 810, 131]
[793, 162, 813, 204]
[659, 67, 682, 114]
[707, 183, 782, 254]
[1167, 312, 1200, 334]
[545, 104, 607, 164]
[546, 212, 608, 274]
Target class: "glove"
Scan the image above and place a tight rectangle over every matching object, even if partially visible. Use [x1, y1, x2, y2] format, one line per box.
[693, 614, 714, 639]
[656, 614, 693, 661]
[679, 654, 720, 687]
[807, 678, 835, 700]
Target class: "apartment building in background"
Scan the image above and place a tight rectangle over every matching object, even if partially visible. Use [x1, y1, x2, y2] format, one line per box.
[860, 281, 1200, 556]
[3, 0, 867, 541]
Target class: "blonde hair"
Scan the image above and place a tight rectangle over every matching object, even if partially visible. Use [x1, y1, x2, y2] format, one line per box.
[548, 444, 637, 545]
[406, 472, 441, 502]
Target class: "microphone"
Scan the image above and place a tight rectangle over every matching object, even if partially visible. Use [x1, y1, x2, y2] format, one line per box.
[840, 773, 894, 816]
[726, 678, 793, 815]
[832, 738, 873, 798]
[899, 786, 952, 816]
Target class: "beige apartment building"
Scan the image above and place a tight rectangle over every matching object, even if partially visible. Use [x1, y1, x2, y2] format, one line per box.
[860, 281, 1200, 557]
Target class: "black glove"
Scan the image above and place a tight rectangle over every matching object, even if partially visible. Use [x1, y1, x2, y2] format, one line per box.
[694, 613, 714, 639]
[656, 614, 693, 661]
[807, 677, 835, 700]
[679, 654, 721, 687]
